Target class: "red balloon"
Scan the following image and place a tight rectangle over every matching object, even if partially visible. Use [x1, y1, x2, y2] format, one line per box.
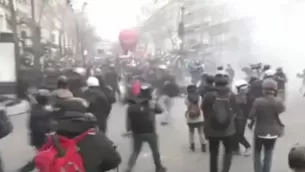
[119, 29, 138, 54]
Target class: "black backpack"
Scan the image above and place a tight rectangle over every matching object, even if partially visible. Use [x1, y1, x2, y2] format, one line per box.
[211, 92, 233, 130]
[128, 101, 154, 128]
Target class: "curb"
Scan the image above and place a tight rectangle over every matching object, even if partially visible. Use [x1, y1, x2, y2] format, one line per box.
[6, 100, 30, 116]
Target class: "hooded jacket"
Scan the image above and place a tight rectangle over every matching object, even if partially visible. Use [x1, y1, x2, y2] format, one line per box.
[202, 86, 237, 137]
[55, 112, 121, 172]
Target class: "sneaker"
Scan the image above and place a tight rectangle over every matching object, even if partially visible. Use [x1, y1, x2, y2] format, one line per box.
[190, 143, 195, 152]
[156, 166, 167, 172]
[201, 144, 207, 153]
[244, 148, 251, 157]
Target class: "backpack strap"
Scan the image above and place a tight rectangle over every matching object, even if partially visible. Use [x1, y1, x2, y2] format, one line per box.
[74, 128, 96, 143]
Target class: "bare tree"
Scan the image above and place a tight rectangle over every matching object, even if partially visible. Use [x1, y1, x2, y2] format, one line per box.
[8, 0, 19, 57]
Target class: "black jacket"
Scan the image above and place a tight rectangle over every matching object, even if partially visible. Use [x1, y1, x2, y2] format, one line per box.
[202, 86, 237, 137]
[83, 87, 110, 132]
[249, 79, 263, 101]
[55, 113, 121, 172]
[127, 98, 162, 134]
[28, 104, 52, 148]
[199, 84, 215, 111]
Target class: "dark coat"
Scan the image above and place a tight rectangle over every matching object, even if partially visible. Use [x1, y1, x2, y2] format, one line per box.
[202, 86, 237, 137]
[249, 95, 285, 137]
[249, 79, 263, 101]
[127, 97, 163, 134]
[56, 112, 121, 172]
[83, 87, 110, 132]
[28, 104, 52, 148]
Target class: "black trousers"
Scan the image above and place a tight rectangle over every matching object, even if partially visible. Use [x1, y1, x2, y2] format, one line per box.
[233, 118, 251, 151]
[209, 136, 234, 172]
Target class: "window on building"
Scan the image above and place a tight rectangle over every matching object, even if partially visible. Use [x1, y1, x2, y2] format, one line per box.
[0, 14, 4, 32]
[0, 0, 6, 5]
[21, 30, 27, 39]
[51, 33, 56, 43]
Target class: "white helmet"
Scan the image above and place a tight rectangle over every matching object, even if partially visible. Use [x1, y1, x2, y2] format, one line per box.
[87, 76, 100, 87]
[74, 67, 86, 76]
[264, 69, 276, 77]
[234, 79, 248, 88]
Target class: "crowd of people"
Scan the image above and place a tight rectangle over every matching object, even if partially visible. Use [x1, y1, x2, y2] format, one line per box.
[1, 57, 305, 172]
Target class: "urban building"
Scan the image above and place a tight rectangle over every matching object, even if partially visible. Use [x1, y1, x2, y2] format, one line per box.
[139, 0, 253, 65]
[0, 0, 81, 58]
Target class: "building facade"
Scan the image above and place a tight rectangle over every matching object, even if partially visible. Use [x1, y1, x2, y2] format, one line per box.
[0, 0, 79, 57]
[139, 0, 253, 64]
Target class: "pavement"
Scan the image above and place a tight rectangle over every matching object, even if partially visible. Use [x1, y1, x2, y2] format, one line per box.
[0, 91, 304, 172]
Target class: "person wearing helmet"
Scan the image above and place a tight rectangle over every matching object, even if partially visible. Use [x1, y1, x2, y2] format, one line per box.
[248, 78, 285, 172]
[248, 69, 276, 103]
[289, 144, 305, 172]
[83, 77, 110, 133]
[202, 73, 238, 172]
[233, 80, 251, 156]
[125, 84, 165, 172]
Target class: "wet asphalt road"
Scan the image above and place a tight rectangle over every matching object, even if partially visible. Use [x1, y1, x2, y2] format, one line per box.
[1, 91, 305, 172]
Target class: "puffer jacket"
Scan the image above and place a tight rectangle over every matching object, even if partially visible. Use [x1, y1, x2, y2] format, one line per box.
[55, 112, 121, 172]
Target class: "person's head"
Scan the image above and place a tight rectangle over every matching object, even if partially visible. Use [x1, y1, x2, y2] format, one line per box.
[262, 78, 277, 96]
[86, 76, 99, 87]
[35, 89, 50, 105]
[205, 74, 215, 85]
[214, 71, 229, 86]
[57, 75, 68, 89]
[276, 67, 283, 74]
[289, 145, 305, 172]
[263, 64, 271, 71]
[217, 66, 224, 71]
[139, 84, 153, 100]
[187, 85, 197, 94]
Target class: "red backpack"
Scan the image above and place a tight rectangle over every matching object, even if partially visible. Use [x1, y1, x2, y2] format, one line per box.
[35, 129, 95, 172]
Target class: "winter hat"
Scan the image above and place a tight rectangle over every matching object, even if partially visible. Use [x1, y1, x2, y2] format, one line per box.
[86, 76, 99, 87]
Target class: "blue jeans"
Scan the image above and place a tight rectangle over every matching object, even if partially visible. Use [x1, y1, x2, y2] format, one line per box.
[253, 137, 277, 172]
